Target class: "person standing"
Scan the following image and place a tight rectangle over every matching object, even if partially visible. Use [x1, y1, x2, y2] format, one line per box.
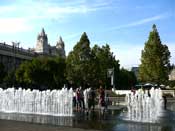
[98, 86, 105, 108]
[87, 87, 96, 111]
[76, 88, 81, 111]
[163, 95, 167, 110]
[87, 88, 92, 111]
[79, 86, 85, 110]
[91, 88, 96, 111]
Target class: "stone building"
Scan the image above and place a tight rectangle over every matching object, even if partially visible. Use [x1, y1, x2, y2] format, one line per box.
[0, 28, 66, 72]
[35, 28, 49, 54]
[35, 28, 65, 58]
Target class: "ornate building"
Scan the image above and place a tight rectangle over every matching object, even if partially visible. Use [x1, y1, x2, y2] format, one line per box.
[35, 28, 65, 58]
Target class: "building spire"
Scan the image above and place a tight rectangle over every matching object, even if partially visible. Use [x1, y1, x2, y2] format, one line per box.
[41, 28, 45, 36]
[56, 36, 64, 48]
[59, 36, 63, 43]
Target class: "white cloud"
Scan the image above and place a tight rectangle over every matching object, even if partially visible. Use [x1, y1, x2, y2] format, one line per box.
[108, 13, 170, 31]
[0, 0, 110, 20]
[0, 0, 111, 33]
[46, 1, 111, 15]
[0, 18, 32, 33]
[110, 44, 143, 68]
[0, 2, 98, 33]
[111, 42, 175, 69]
[125, 14, 169, 27]
[0, 5, 16, 13]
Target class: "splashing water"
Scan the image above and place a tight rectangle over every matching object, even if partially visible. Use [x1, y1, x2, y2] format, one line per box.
[0, 88, 73, 116]
[125, 87, 164, 123]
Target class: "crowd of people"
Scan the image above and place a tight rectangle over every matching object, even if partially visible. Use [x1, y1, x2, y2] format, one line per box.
[73, 86, 108, 112]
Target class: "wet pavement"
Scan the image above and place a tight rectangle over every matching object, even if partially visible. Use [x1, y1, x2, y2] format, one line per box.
[0, 103, 174, 131]
[0, 107, 122, 131]
[0, 119, 99, 131]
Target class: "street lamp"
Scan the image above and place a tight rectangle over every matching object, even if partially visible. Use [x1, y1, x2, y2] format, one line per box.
[12, 42, 20, 87]
[107, 68, 115, 89]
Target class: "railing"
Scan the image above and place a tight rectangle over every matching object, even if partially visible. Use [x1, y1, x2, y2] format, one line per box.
[114, 90, 131, 95]
[0, 42, 36, 58]
[162, 90, 175, 97]
[105, 96, 126, 106]
[113, 89, 175, 97]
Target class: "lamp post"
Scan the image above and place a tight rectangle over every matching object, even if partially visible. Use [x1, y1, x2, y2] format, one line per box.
[12, 42, 19, 87]
[107, 68, 115, 89]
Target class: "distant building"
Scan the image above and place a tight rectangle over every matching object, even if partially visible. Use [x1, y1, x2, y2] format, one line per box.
[131, 67, 139, 79]
[0, 28, 66, 72]
[169, 68, 175, 80]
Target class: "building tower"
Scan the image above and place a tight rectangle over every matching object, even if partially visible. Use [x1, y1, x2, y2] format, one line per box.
[35, 28, 49, 54]
[56, 36, 66, 57]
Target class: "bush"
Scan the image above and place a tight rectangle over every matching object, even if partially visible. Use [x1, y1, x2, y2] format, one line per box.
[168, 80, 175, 88]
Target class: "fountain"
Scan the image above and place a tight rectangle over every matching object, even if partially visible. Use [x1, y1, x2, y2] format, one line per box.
[0, 87, 174, 130]
[0, 87, 73, 116]
[83, 88, 91, 109]
[125, 87, 164, 123]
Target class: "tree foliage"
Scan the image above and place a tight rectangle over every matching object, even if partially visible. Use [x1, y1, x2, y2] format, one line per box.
[91, 44, 120, 88]
[118, 68, 137, 89]
[0, 63, 6, 84]
[139, 24, 171, 84]
[3, 70, 15, 87]
[16, 57, 66, 90]
[66, 32, 92, 88]
[66, 32, 120, 89]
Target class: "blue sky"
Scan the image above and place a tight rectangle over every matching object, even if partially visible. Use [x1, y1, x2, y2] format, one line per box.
[0, 0, 174, 68]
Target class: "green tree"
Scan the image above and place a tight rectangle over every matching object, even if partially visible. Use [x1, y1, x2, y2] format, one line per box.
[139, 24, 171, 84]
[66, 32, 120, 89]
[0, 63, 6, 84]
[66, 32, 92, 88]
[4, 70, 15, 87]
[52, 57, 66, 88]
[118, 68, 137, 89]
[15, 61, 30, 87]
[91, 44, 120, 88]
[16, 59, 42, 88]
[16, 57, 66, 89]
